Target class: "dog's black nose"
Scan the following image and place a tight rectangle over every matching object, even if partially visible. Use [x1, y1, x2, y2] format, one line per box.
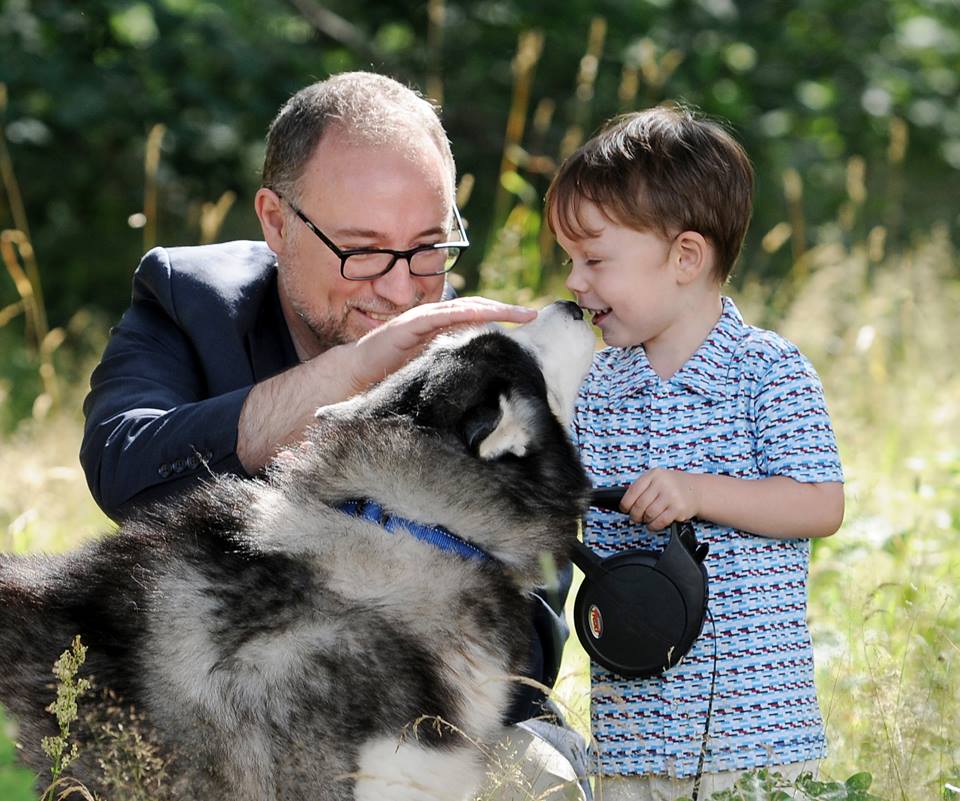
[557, 300, 584, 321]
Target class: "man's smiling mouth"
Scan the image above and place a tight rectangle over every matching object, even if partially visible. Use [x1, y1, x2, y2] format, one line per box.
[350, 305, 406, 323]
[362, 310, 399, 322]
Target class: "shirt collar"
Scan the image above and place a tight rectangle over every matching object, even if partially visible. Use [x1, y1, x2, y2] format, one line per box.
[594, 345, 658, 399]
[667, 296, 744, 401]
[595, 297, 745, 402]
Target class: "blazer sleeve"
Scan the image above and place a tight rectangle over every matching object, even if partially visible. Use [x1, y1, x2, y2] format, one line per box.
[503, 561, 573, 724]
[80, 248, 254, 520]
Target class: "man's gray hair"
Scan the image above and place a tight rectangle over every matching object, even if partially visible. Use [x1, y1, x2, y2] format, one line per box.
[262, 72, 456, 202]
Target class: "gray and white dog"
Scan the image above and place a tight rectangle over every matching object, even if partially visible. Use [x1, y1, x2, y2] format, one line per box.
[0, 301, 595, 801]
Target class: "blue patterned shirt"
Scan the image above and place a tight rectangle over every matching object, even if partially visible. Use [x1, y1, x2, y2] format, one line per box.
[572, 297, 843, 777]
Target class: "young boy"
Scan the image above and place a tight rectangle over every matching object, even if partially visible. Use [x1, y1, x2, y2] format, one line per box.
[545, 105, 844, 800]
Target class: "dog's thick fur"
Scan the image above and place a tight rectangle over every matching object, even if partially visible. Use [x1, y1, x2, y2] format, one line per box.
[0, 302, 595, 801]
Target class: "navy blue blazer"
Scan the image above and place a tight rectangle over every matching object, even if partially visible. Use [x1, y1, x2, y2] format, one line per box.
[81, 240, 572, 723]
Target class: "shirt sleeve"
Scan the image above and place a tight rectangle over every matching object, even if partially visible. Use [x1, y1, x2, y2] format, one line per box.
[754, 346, 844, 484]
[80, 250, 253, 520]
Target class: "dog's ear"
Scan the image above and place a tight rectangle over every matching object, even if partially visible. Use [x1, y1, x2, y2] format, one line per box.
[462, 393, 535, 459]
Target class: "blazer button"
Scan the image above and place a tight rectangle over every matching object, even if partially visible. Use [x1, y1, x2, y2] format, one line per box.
[172, 459, 186, 473]
[186, 454, 200, 470]
[158, 463, 172, 478]
[204, 450, 213, 461]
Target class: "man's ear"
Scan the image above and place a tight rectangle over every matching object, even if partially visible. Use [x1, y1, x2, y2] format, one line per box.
[255, 188, 288, 255]
[462, 393, 535, 459]
[673, 231, 712, 285]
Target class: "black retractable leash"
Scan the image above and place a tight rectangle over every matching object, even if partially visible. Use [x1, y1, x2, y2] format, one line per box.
[571, 487, 718, 800]
[570, 487, 709, 677]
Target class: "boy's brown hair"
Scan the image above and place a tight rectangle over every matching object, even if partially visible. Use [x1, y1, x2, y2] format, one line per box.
[545, 104, 754, 282]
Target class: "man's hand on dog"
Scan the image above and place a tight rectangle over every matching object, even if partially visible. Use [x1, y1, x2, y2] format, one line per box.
[239, 298, 536, 476]
[346, 298, 538, 395]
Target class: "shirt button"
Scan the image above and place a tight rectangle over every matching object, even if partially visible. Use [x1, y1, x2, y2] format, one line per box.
[158, 463, 172, 478]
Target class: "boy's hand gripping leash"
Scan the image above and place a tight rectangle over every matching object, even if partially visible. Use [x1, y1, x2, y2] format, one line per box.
[572, 488, 718, 801]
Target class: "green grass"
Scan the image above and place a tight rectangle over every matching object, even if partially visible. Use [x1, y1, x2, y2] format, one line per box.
[0, 317, 112, 555]
[0, 708, 37, 800]
[788, 231, 960, 801]
[1, 232, 958, 800]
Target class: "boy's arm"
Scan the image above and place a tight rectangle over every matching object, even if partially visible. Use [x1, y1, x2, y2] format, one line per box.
[620, 469, 844, 539]
[622, 340, 844, 539]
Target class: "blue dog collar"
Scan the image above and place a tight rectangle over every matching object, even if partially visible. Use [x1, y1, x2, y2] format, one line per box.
[338, 500, 495, 563]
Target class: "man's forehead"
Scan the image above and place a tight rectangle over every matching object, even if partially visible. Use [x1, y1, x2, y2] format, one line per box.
[327, 221, 449, 240]
[313, 122, 449, 172]
[300, 131, 449, 194]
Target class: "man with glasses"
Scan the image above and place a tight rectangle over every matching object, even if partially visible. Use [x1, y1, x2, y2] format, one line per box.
[81, 71, 588, 799]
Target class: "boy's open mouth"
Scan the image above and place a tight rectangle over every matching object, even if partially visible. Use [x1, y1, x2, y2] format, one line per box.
[581, 306, 611, 326]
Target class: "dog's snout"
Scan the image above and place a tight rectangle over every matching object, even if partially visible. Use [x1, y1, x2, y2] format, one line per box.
[557, 300, 584, 321]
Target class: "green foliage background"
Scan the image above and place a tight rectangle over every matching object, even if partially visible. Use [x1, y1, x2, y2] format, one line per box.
[1, 0, 959, 323]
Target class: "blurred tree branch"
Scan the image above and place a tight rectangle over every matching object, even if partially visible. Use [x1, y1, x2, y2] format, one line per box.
[282, 0, 385, 65]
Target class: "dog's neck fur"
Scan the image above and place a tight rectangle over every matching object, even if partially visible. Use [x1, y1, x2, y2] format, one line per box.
[271, 413, 581, 588]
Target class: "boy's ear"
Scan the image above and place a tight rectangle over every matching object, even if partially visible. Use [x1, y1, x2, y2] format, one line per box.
[673, 231, 713, 285]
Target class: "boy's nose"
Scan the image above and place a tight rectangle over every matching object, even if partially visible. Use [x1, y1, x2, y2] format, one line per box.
[565, 264, 588, 295]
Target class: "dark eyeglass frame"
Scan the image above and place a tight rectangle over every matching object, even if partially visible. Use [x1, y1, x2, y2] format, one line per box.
[275, 192, 470, 280]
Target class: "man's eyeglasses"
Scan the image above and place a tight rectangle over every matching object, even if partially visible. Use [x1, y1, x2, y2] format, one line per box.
[277, 193, 469, 281]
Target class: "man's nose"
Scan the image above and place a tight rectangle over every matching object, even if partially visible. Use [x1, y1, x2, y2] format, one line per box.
[370, 257, 418, 307]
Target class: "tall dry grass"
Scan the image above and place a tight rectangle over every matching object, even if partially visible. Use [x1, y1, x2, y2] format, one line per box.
[776, 230, 960, 801]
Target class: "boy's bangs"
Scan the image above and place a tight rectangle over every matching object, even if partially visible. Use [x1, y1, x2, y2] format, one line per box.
[547, 162, 619, 242]
[549, 188, 600, 242]
[548, 149, 660, 242]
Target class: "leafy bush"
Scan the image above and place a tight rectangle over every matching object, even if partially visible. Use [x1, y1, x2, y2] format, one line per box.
[2, 1, 959, 324]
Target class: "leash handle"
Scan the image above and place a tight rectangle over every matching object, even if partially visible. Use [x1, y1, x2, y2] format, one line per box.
[590, 488, 689, 543]
[589, 486, 629, 512]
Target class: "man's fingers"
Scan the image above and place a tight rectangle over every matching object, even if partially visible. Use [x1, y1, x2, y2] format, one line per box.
[396, 298, 537, 337]
[362, 298, 537, 356]
[347, 298, 538, 395]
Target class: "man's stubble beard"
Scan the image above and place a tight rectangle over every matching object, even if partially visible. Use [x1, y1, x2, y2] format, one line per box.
[289, 288, 350, 350]
[276, 244, 352, 356]
[279, 258, 431, 357]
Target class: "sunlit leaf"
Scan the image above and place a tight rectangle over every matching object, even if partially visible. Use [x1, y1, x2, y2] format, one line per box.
[109, 3, 159, 48]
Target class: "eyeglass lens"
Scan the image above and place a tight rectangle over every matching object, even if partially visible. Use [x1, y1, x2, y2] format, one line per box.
[342, 246, 464, 280]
